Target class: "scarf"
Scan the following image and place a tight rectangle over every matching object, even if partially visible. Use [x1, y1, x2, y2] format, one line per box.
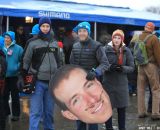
[113, 45, 124, 65]
[38, 30, 51, 41]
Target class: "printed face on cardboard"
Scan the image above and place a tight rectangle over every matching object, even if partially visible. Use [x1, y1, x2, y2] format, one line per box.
[54, 69, 112, 123]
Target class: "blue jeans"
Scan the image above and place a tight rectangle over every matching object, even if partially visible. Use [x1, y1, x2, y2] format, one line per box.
[76, 120, 98, 130]
[128, 84, 136, 94]
[29, 80, 54, 130]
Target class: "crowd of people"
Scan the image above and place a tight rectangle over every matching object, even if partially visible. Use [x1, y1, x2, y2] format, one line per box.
[0, 17, 160, 130]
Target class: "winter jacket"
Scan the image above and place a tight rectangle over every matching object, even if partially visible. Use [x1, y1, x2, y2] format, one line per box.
[70, 37, 109, 73]
[0, 50, 6, 78]
[139, 31, 160, 66]
[103, 41, 134, 108]
[0, 50, 6, 95]
[2, 41, 23, 77]
[22, 36, 61, 81]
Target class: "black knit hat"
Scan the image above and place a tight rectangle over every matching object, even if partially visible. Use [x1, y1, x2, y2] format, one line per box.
[39, 17, 51, 27]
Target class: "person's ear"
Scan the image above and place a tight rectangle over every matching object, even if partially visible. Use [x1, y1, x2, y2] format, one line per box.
[61, 110, 78, 120]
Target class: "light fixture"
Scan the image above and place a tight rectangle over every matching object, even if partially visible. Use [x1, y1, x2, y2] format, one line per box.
[25, 16, 33, 23]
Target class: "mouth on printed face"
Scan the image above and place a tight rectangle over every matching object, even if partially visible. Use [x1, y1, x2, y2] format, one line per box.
[90, 100, 104, 114]
[85, 91, 105, 115]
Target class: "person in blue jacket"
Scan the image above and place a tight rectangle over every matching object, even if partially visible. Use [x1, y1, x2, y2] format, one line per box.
[2, 31, 23, 121]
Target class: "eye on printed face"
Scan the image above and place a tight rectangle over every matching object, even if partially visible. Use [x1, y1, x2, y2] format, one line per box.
[78, 29, 88, 42]
[40, 23, 50, 34]
[113, 35, 122, 47]
[4, 35, 12, 46]
[54, 69, 112, 123]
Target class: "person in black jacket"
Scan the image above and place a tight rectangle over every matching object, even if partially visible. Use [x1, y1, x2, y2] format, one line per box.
[15, 25, 27, 48]
[0, 49, 6, 130]
[70, 21, 110, 130]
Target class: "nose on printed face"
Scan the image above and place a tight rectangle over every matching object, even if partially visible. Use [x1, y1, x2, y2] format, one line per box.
[84, 92, 99, 105]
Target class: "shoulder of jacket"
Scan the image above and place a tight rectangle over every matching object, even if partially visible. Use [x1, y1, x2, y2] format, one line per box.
[14, 43, 23, 49]
[73, 42, 80, 47]
[27, 39, 39, 48]
[104, 45, 113, 52]
[27, 37, 39, 44]
[145, 34, 159, 44]
[152, 34, 158, 39]
[51, 40, 59, 48]
[124, 46, 130, 52]
[94, 41, 102, 47]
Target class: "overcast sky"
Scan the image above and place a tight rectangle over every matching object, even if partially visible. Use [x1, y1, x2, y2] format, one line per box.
[57, 0, 160, 10]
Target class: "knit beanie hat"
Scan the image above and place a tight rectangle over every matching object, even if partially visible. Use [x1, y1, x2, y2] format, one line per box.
[77, 22, 91, 35]
[112, 29, 124, 42]
[30, 24, 40, 35]
[4, 31, 15, 42]
[38, 17, 52, 40]
[72, 25, 78, 33]
[145, 22, 155, 32]
[39, 17, 51, 27]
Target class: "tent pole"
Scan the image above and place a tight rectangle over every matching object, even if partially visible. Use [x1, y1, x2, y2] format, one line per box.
[94, 22, 97, 41]
[0, 16, 3, 35]
[6, 16, 9, 32]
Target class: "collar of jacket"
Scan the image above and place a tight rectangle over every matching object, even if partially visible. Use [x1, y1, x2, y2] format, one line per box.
[80, 37, 91, 45]
[4, 40, 15, 49]
[38, 31, 52, 42]
[106, 41, 127, 53]
[108, 41, 125, 48]
[143, 31, 153, 34]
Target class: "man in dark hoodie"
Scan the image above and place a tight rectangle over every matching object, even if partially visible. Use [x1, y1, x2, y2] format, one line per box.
[63, 26, 79, 64]
[15, 25, 27, 48]
[70, 21, 109, 130]
[17, 17, 61, 130]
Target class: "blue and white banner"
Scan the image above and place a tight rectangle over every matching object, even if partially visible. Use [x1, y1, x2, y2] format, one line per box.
[0, 0, 160, 27]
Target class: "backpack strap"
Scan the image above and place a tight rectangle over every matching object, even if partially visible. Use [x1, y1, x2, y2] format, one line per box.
[143, 34, 153, 44]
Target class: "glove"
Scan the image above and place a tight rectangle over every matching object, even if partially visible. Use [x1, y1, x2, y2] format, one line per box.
[95, 69, 102, 77]
[86, 68, 102, 80]
[17, 75, 24, 90]
[86, 71, 96, 81]
[110, 64, 117, 72]
[115, 65, 123, 72]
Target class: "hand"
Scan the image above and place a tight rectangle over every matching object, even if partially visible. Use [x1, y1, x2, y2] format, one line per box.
[17, 75, 24, 90]
[86, 68, 102, 80]
[110, 64, 117, 71]
[95, 69, 102, 77]
[115, 65, 123, 72]
[86, 71, 96, 81]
